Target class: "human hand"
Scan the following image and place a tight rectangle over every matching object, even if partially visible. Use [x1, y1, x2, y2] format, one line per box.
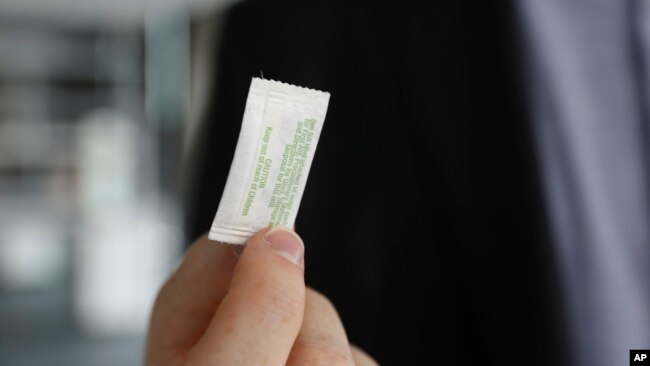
[145, 227, 377, 366]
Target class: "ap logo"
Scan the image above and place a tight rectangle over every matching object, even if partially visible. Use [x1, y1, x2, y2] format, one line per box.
[631, 350, 650, 365]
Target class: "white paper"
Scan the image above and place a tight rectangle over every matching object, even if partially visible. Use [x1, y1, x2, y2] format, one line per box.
[208, 77, 330, 244]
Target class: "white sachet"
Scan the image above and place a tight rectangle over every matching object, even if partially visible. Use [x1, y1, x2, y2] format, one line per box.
[208, 77, 330, 244]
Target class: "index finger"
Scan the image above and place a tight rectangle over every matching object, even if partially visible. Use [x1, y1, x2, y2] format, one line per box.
[185, 227, 306, 365]
[145, 234, 239, 366]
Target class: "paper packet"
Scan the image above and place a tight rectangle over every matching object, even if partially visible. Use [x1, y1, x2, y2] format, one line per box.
[208, 77, 330, 244]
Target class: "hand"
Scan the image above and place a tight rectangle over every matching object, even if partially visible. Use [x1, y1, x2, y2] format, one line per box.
[145, 227, 377, 366]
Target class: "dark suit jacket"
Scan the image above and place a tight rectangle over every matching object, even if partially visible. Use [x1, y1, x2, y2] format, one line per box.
[186, 0, 570, 364]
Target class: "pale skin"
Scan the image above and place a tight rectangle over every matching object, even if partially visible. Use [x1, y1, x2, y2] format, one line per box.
[145, 227, 378, 366]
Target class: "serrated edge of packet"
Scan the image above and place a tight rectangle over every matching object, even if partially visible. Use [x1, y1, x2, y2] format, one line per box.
[253, 77, 330, 96]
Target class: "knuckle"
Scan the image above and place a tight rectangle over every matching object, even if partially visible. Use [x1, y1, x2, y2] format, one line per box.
[153, 279, 174, 308]
[148, 279, 176, 324]
[306, 288, 338, 314]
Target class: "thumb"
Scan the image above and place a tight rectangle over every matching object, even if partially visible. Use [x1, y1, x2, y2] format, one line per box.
[185, 226, 306, 365]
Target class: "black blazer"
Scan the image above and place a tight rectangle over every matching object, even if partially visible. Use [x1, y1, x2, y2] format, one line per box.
[186, 0, 569, 364]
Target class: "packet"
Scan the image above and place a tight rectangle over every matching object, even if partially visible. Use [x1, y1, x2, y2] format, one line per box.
[208, 77, 330, 244]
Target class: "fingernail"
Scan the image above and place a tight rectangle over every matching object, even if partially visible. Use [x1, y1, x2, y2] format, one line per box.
[264, 226, 304, 267]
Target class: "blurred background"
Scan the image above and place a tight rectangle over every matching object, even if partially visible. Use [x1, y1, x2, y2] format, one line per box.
[0, 0, 229, 364]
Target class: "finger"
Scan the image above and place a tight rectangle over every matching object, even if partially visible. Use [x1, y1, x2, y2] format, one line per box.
[145, 234, 240, 366]
[186, 226, 306, 365]
[351, 345, 379, 366]
[287, 288, 355, 366]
